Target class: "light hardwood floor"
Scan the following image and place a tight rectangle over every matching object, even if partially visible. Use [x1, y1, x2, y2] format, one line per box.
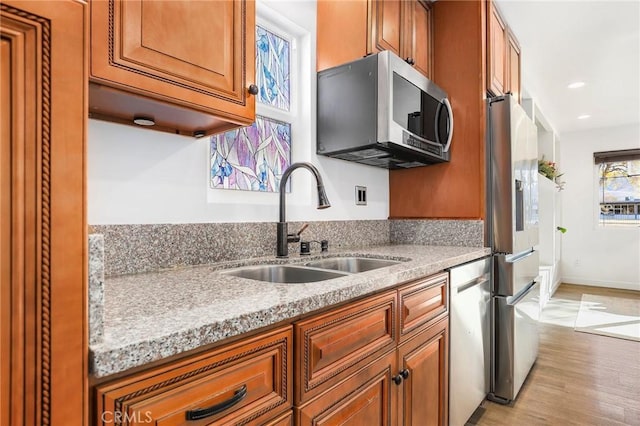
[473, 283, 640, 426]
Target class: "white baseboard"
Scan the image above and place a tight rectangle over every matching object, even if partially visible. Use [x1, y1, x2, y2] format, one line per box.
[550, 277, 562, 296]
[561, 276, 640, 292]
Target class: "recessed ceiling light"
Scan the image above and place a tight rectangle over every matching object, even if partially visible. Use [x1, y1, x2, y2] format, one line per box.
[578, 114, 591, 120]
[568, 81, 586, 89]
[133, 116, 155, 126]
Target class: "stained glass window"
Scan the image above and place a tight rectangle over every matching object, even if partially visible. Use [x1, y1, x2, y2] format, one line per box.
[210, 116, 291, 192]
[210, 21, 294, 193]
[256, 25, 290, 110]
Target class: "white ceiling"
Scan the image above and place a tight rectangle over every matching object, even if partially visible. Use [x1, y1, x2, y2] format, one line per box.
[496, 0, 640, 137]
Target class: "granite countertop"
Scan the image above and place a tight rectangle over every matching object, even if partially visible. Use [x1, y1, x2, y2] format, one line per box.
[90, 244, 490, 378]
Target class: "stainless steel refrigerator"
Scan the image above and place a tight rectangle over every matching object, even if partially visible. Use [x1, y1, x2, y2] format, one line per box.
[486, 95, 540, 404]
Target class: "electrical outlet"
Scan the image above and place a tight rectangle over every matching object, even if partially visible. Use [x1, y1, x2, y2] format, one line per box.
[574, 259, 581, 267]
[355, 186, 367, 205]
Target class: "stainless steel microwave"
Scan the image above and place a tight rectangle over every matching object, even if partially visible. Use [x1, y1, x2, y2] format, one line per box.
[317, 50, 453, 169]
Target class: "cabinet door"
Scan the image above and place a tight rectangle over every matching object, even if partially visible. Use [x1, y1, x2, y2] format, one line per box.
[487, 0, 506, 96]
[1, 2, 87, 425]
[296, 350, 397, 426]
[90, 0, 255, 136]
[397, 318, 449, 426]
[369, 0, 404, 56]
[317, 0, 368, 71]
[403, 0, 433, 79]
[506, 28, 521, 103]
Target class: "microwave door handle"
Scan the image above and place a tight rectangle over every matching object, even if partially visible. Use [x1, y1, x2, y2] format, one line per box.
[434, 102, 443, 146]
[442, 98, 454, 153]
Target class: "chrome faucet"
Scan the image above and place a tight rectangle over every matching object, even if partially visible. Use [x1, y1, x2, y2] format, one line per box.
[277, 162, 331, 258]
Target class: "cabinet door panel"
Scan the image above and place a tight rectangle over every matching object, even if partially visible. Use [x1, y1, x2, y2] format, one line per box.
[370, 0, 403, 55]
[317, 0, 368, 71]
[398, 318, 449, 426]
[487, 0, 506, 96]
[405, 0, 433, 78]
[119, 1, 235, 94]
[296, 350, 396, 426]
[507, 29, 521, 103]
[99, 0, 243, 100]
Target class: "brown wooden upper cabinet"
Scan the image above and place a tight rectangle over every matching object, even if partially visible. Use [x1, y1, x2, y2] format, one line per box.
[506, 28, 522, 103]
[318, 0, 433, 79]
[487, 0, 521, 102]
[89, 0, 256, 137]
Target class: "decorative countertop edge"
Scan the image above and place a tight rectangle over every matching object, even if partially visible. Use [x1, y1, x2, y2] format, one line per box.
[90, 245, 490, 378]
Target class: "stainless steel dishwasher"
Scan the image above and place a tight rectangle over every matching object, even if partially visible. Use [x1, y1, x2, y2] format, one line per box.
[448, 257, 492, 426]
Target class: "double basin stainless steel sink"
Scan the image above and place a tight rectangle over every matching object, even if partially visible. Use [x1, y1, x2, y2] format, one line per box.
[222, 257, 402, 284]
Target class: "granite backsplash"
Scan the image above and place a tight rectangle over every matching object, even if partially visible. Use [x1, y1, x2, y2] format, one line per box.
[390, 219, 484, 247]
[91, 219, 484, 277]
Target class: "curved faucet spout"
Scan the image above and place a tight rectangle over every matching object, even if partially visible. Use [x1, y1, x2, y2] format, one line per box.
[277, 162, 331, 257]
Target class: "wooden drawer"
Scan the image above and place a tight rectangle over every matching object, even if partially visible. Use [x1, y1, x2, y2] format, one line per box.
[398, 272, 448, 341]
[95, 326, 292, 425]
[294, 291, 397, 404]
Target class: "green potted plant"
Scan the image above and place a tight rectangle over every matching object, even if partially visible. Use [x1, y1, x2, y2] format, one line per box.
[538, 156, 565, 190]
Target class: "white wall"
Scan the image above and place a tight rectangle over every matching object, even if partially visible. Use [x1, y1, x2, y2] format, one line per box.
[559, 124, 640, 290]
[88, 0, 389, 225]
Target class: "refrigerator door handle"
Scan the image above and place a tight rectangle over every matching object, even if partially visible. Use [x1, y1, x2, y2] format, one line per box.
[507, 281, 537, 306]
[507, 249, 535, 262]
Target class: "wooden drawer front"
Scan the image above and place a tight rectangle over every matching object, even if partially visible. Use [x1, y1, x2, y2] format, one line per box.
[295, 291, 397, 404]
[296, 350, 397, 426]
[96, 326, 292, 425]
[398, 272, 448, 340]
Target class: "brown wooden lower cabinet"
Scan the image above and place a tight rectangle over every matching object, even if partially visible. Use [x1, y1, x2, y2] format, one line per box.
[294, 274, 449, 426]
[294, 319, 448, 426]
[93, 272, 450, 426]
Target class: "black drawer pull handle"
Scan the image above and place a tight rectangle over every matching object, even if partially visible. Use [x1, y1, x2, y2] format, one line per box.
[185, 385, 248, 421]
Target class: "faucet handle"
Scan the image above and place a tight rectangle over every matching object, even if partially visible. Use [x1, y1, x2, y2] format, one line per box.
[296, 223, 309, 236]
[287, 223, 308, 244]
